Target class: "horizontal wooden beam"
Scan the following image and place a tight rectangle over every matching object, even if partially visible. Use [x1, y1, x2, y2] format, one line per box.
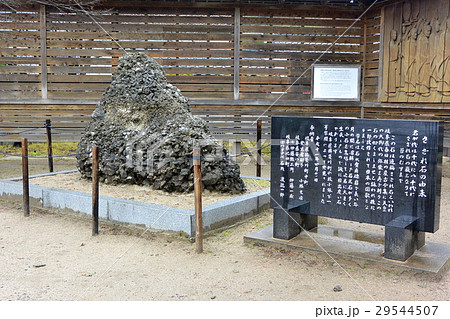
[0, 98, 362, 107]
[362, 102, 450, 110]
[0, 99, 98, 105]
[2, 99, 448, 108]
[98, 1, 365, 12]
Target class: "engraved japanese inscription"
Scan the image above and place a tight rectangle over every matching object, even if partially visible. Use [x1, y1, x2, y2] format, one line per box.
[271, 117, 443, 233]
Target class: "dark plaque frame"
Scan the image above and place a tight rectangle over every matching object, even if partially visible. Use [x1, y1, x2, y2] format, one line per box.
[270, 116, 443, 261]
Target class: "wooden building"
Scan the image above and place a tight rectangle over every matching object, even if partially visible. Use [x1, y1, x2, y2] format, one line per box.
[0, 0, 449, 153]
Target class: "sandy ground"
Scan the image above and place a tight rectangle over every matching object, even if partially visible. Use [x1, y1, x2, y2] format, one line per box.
[0, 156, 449, 301]
[29, 172, 268, 209]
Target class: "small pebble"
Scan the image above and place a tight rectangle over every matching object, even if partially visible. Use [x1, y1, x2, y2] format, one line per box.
[333, 285, 343, 292]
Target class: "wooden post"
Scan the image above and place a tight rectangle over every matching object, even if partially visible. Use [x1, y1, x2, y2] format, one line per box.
[22, 138, 30, 217]
[92, 146, 99, 235]
[256, 120, 262, 177]
[193, 146, 203, 253]
[45, 119, 53, 172]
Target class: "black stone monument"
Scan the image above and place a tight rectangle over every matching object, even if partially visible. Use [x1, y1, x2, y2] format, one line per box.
[271, 116, 443, 261]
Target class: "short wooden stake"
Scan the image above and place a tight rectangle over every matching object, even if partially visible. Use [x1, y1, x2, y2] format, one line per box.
[45, 119, 53, 173]
[256, 120, 262, 177]
[22, 138, 30, 217]
[92, 146, 99, 235]
[193, 146, 203, 253]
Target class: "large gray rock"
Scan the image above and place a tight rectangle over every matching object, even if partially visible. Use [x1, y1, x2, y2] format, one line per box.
[76, 53, 245, 194]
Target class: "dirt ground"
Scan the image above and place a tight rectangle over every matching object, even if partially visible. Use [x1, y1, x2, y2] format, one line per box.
[0, 156, 449, 301]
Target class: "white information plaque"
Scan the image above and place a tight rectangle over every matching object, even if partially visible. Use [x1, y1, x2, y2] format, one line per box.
[312, 64, 361, 101]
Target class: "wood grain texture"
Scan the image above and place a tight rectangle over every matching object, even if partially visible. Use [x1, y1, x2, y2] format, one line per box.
[1, 2, 449, 146]
[380, 0, 450, 103]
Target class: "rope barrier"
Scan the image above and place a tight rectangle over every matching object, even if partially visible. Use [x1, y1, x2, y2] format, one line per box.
[47, 127, 84, 132]
[209, 126, 270, 131]
[1, 125, 269, 135]
[99, 150, 193, 166]
[0, 143, 270, 162]
[0, 150, 90, 159]
[0, 120, 271, 164]
[99, 143, 270, 165]
[0, 126, 46, 136]
[231, 143, 271, 158]
[1, 122, 271, 136]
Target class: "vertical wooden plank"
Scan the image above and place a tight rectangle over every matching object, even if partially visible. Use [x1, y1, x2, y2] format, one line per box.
[233, 7, 241, 101]
[22, 138, 30, 217]
[193, 146, 203, 253]
[378, 5, 386, 103]
[40, 5, 48, 99]
[430, 0, 449, 103]
[442, 0, 450, 103]
[361, 15, 367, 115]
[392, 2, 405, 103]
[405, 0, 421, 104]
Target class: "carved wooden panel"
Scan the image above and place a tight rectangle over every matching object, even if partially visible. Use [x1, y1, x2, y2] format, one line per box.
[381, 0, 450, 103]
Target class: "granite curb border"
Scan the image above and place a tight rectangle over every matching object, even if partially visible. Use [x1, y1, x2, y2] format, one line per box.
[0, 171, 270, 237]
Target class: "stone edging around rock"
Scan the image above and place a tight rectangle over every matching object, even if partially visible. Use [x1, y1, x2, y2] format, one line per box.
[0, 172, 270, 237]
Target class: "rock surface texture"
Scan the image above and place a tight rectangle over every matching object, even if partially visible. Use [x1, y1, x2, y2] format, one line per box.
[76, 53, 245, 193]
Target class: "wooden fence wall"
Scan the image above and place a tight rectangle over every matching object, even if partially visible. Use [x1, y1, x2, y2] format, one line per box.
[0, 3, 367, 142]
[1, 5, 370, 101]
[0, 2, 449, 153]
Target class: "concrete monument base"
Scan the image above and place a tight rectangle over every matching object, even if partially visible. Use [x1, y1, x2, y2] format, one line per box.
[244, 224, 450, 274]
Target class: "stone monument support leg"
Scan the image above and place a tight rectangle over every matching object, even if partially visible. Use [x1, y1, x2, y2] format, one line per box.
[415, 230, 425, 250]
[273, 201, 316, 240]
[273, 208, 301, 240]
[384, 216, 425, 262]
[301, 214, 318, 231]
